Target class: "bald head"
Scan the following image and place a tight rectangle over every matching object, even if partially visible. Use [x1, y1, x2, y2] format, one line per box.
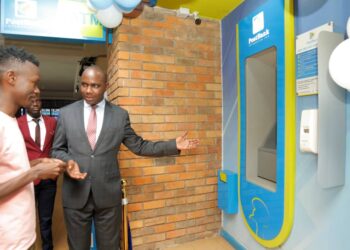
[81, 65, 106, 84]
[80, 65, 107, 105]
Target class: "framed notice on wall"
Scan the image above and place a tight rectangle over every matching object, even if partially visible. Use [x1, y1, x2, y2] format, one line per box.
[296, 22, 333, 96]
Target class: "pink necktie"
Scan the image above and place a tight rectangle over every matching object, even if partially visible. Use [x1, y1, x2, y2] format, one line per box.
[87, 105, 97, 150]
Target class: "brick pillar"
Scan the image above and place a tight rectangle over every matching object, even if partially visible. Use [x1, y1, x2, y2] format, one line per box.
[107, 6, 222, 249]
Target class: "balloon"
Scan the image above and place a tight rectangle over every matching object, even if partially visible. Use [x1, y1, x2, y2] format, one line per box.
[89, 0, 114, 10]
[329, 39, 350, 90]
[114, 0, 141, 13]
[86, 0, 97, 12]
[96, 5, 123, 28]
[347, 17, 350, 37]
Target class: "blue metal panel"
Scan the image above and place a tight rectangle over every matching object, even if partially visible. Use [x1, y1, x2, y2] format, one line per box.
[218, 170, 238, 214]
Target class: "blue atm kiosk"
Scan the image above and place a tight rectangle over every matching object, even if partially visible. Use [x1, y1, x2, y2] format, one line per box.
[236, 0, 296, 247]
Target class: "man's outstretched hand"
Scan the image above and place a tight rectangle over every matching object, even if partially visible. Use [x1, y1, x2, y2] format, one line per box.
[66, 160, 87, 180]
[176, 132, 200, 150]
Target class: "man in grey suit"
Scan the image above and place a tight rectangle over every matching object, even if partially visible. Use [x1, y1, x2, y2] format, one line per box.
[52, 65, 199, 250]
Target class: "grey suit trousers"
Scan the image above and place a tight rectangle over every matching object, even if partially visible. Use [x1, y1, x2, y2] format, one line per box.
[63, 192, 121, 250]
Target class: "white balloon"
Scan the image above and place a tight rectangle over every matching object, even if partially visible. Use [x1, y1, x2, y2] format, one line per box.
[329, 39, 350, 90]
[96, 5, 123, 28]
[347, 17, 350, 38]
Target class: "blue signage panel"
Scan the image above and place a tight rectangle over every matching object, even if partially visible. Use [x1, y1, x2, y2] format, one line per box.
[0, 0, 110, 43]
[238, 0, 289, 245]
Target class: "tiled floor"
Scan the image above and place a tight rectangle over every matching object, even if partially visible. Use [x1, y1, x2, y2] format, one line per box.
[165, 236, 235, 250]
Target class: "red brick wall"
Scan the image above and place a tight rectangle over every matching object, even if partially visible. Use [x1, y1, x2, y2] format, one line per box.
[107, 6, 222, 250]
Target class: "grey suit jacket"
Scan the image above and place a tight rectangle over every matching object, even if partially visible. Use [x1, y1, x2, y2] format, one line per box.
[51, 100, 179, 209]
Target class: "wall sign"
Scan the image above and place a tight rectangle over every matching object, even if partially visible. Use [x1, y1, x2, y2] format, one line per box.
[296, 22, 333, 96]
[0, 0, 110, 43]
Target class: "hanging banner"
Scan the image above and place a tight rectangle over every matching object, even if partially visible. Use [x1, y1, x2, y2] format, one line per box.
[0, 0, 110, 42]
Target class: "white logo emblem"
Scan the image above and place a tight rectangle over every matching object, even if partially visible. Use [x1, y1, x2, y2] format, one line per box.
[15, 0, 37, 19]
[252, 11, 264, 34]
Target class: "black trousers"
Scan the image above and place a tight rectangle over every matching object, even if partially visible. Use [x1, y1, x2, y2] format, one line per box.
[63, 192, 122, 250]
[35, 179, 57, 250]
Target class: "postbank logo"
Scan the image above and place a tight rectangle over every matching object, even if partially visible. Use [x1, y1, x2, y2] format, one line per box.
[249, 11, 270, 45]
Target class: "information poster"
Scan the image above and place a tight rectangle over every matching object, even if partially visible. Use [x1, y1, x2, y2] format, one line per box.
[296, 22, 333, 96]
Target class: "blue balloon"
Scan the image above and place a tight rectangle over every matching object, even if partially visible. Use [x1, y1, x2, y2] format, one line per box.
[89, 0, 114, 10]
[114, 0, 141, 13]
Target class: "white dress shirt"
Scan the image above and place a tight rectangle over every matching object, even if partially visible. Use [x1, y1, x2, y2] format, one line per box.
[83, 99, 105, 144]
[26, 113, 46, 151]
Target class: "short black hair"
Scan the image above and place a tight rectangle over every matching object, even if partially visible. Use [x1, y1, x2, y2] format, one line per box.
[0, 45, 39, 68]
